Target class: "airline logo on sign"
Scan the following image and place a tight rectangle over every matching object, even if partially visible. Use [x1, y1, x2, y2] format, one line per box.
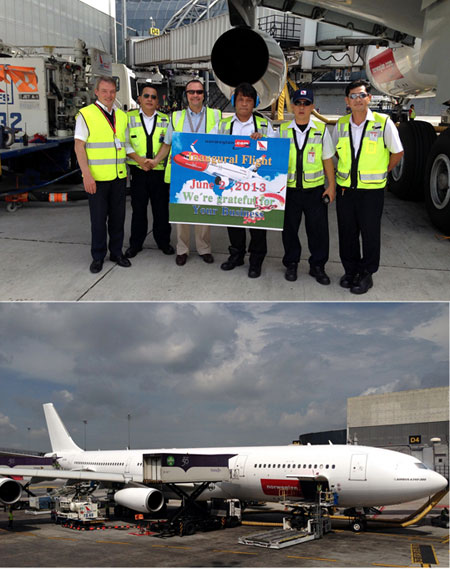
[257, 140, 267, 151]
[234, 140, 251, 148]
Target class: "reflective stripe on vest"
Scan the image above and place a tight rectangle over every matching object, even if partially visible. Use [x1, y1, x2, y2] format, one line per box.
[78, 104, 127, 181]
[218, 115, 269, 136]
[279, 120, 326, 189]
[126, 109, 169, 170]
[164, 107, 222, 183]
[336, 112, 390, 189]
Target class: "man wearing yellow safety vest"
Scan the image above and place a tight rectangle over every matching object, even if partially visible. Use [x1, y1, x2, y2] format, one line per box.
[332, 79, 404, 294]
[149, 79, 221, 266]
[74, 76, 131, 274]
[210, 82, 276, 279]
[279, 87, 336, 284]
[125, 85, 174, 259]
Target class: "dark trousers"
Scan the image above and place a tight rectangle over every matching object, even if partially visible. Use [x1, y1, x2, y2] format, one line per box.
[88, 177, 126, 261]
[227, 227, 267, 267]
[336, 187, 384, 275]
[282, 186, 329, 268]
[129, 166, 171, 250]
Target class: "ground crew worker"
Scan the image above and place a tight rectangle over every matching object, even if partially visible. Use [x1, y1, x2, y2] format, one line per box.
[279, 87, 336, 284]
[211, 82, 276, 279]
[333, 79, 403, 294]
[409, 104, 416, 120]
[149, 78, 221, 265]
[125, 85, 174, 259]
[8, 506, 13, 529]
[74, 76, 131, 274]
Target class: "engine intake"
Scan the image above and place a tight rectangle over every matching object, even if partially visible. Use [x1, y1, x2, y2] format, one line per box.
[211, 26, 286, 109]
[0, 477, 22, 505]
[114, 487, 165, 514]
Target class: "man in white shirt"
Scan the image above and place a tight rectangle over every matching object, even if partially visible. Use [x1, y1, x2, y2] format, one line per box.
[125, 85, 174, 259]
[332, 79, 404, 294]
[74, 76, 130, 273]
[211, 83, 276, 279]
[279, 87, 336, 284]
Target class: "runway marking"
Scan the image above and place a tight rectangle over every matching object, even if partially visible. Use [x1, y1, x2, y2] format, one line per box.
[364, 531, 444, 543]
[150, 545, 193, 550]
[441, 535, 449, 544]
[95, 540, 131, 545]
[372, 563, 409, 567]
[45, 536, 79, 542]
[287, 555, 339, 562]
[211, 549, 258, 556]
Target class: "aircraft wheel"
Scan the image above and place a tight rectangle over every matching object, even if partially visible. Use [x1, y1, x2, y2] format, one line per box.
[388, 121, 437, 200]
[6, 202, 19, 213]
[424, 128, 450, 234]
[351, 519, 366, 532]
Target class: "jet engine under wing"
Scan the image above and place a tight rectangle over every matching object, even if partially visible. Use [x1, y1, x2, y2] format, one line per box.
[0, 467, 137, 484]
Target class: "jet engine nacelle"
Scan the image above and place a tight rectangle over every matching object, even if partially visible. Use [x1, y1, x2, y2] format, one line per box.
[0, 477, 22, 505]
[114, 487, 165, 514]
[211, 26, 286, 110]
[365, 42, 437, 100]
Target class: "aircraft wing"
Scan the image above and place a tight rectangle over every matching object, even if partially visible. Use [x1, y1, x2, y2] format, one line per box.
[0, 467, 136, 483]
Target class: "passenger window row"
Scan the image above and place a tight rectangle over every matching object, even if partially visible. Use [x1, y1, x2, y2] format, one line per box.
[253, 463, 336, 469]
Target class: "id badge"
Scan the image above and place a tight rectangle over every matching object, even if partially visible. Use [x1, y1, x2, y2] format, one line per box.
[114, 138, 122, 150]
[307, 149, 316, 164]
[369, 131, 378, 142]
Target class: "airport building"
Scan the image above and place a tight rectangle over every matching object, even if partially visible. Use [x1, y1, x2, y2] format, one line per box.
[347, 387, 449, 478]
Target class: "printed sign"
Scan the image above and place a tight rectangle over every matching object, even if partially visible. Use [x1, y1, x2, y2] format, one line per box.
[169, 132, 290, 230]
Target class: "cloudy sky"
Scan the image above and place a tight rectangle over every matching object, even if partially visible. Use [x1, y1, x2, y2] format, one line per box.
[0, 302, 448, 453]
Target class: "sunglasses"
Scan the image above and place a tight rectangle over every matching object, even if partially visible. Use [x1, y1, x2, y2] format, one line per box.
[186, 89, 204, 95]
[294, 100, 312, 106]
[142, 93, 157, 99]
[348, 92, 369, 99]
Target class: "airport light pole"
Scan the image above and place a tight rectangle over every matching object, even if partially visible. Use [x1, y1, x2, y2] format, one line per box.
[83, 420, 87, 451]
[27, 427, 30, 450]
[127, 414, 131, 449]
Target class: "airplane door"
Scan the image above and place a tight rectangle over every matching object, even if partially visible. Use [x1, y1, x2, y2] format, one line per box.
[349, 454, 367, 481]
[232, 455, 248, 479]
[125, 456, 132, 475]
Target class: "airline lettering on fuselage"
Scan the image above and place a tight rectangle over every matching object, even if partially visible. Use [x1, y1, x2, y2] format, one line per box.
[261, 479, 302, 497]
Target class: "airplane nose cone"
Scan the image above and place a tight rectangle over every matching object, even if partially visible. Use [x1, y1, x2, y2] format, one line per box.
[430, 470, 448, 494]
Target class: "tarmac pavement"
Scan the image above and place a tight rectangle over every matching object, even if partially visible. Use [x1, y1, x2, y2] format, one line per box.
[1, 184, 449, 302]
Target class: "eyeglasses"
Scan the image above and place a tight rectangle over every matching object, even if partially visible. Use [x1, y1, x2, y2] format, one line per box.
[348, 92, 369, 99]
[142, 93, 157, 100]
[186, 90, 204, 95]
[294, 100, 312, 106]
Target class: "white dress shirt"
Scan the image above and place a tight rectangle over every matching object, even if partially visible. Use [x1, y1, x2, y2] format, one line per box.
[74, 101, 119, 142]
[286, 118, 335, 160]
[210, 114, 276, 138]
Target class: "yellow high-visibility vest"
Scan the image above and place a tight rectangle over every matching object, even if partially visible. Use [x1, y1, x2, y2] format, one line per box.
[279, 120, 326, 189]
[78, 104, 127, 181]
[335, 112, 390, 189]
[164, 107, 221, 183]
[126, 109, 169, 171]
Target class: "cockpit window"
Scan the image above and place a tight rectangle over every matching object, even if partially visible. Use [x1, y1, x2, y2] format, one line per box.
[414, 463, 428, 469]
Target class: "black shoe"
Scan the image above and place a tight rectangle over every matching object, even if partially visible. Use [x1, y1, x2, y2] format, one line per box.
[90, 259, 103, 274]
[200, 253, 214, 264]
[248, 265, 262, 278]
[285, 263, 298, 282]
[110, 254, 132, 268]
[125, 247, 142, 259]
[339, 273, 356, 289]
[160, 245, 175, 255]
[176, 254, 187, 266]
[220, 257, 244, 271]
[350, 272, 373, 295]
[309, 265, 330, 285]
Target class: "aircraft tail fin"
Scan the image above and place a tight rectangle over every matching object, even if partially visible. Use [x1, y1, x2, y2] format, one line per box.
[43, 403, 83, 454]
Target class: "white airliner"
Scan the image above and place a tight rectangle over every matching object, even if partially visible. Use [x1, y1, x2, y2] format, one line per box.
[0, 404, 447, 519]
[172, 141, 269, 188]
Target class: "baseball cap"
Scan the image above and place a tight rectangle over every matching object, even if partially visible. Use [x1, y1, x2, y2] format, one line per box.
[292, 87, 314, 104]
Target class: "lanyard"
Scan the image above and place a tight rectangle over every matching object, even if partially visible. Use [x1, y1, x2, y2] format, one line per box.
[95, 102, 116, 134]
[186, 107, 205, 133]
